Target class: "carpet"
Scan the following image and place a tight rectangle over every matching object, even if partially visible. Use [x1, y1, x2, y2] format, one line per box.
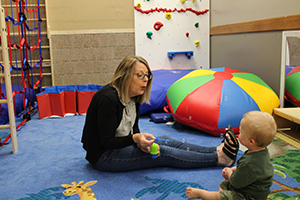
[268, 134, 300, 199]
[0, 112, 299, 200]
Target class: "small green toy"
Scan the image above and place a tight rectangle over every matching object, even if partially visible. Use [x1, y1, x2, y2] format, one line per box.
[150, 143, 159, 159]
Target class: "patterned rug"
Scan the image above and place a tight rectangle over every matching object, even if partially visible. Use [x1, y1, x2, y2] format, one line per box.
[268, 133, 300, 199]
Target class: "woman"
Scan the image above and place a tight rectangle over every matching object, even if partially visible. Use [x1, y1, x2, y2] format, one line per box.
[81, 55, 239, 172]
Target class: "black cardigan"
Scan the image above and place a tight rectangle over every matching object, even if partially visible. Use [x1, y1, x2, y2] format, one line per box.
[81, 84, 141, 165]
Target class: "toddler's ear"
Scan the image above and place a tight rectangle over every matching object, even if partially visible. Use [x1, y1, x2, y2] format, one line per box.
[249, 138, 257, 146]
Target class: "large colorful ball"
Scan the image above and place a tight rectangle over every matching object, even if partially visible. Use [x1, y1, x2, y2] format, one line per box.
[285, 65, 300, 107]
[166, 67, 280, 136]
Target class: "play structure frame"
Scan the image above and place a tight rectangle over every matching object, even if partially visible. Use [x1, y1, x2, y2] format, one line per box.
[0, 0, 44, 153]
[0, 3, 18, 154]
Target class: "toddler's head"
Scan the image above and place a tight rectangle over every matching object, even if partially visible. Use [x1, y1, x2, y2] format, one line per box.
[240, 111, 277, 147]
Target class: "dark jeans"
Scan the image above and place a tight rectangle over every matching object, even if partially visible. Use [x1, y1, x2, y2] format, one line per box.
[95, 136, 218, 172]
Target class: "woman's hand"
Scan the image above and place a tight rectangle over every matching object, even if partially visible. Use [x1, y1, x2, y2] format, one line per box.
[133, 133, 155, 153]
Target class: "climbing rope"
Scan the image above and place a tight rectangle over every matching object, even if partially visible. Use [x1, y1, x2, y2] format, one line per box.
[0, 0, 43, 145]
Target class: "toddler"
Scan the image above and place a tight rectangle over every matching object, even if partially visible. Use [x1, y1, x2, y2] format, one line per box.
[186, 111, 277, 200]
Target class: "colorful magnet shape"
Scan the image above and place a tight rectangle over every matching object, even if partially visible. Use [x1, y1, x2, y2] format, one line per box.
[181, 0, 186, 3]
[195, 40, 200, 47]
[195, 22, 199, 28]
[146, 31, 153, 39]
[154, 21, 164, 31]
[136, 2, 142, 8]
[165, 13, 171, 20]
[186, 32, 189, 37]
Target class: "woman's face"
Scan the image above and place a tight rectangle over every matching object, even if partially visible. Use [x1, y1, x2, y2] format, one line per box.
[128, 61, 150, 98]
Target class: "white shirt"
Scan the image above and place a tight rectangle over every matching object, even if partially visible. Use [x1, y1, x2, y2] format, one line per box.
[115, 98, 136, 137]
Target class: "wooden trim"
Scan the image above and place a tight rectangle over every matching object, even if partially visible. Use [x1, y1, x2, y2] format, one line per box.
[50, 28, 135, 36]
[210, 14, 300, 35]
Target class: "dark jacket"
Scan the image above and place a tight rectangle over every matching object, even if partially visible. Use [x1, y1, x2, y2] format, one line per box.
[81, 84, 140, 165]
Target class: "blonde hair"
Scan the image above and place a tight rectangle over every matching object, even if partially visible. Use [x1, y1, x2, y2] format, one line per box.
[242, 111, 277, 147]
[111, 55, 153, 104]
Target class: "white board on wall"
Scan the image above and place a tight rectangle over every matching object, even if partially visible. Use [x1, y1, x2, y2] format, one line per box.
[134, 0, 210, 70]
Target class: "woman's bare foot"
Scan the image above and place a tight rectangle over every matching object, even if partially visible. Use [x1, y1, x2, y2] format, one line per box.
[186, 187, 202, 199]
[217, 142, 224, 153]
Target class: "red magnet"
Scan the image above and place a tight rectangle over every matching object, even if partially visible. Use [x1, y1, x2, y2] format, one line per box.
[186, 32, 189, 37]
[154, 21, 164, 31]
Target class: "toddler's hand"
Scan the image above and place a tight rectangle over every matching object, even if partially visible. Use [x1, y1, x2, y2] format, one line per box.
[222, 168, 228, 179]
[222, 167, 234, 180]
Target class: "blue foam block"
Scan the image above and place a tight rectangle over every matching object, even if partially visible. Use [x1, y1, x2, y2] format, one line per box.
[150, 113, 174, 123]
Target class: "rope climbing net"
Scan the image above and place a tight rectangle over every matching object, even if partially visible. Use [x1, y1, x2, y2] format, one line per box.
[0, 0, 43, 145]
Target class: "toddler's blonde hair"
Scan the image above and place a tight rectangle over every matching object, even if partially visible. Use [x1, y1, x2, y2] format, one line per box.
[242, 111, 277, 147]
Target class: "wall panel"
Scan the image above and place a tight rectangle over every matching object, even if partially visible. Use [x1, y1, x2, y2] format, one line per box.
[210, 32, 282, 96]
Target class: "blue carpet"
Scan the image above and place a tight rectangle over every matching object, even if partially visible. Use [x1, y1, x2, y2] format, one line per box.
[0, 113, 296, 200]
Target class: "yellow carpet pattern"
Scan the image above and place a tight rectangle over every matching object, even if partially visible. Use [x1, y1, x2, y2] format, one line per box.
[276, 132, 300, 149]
